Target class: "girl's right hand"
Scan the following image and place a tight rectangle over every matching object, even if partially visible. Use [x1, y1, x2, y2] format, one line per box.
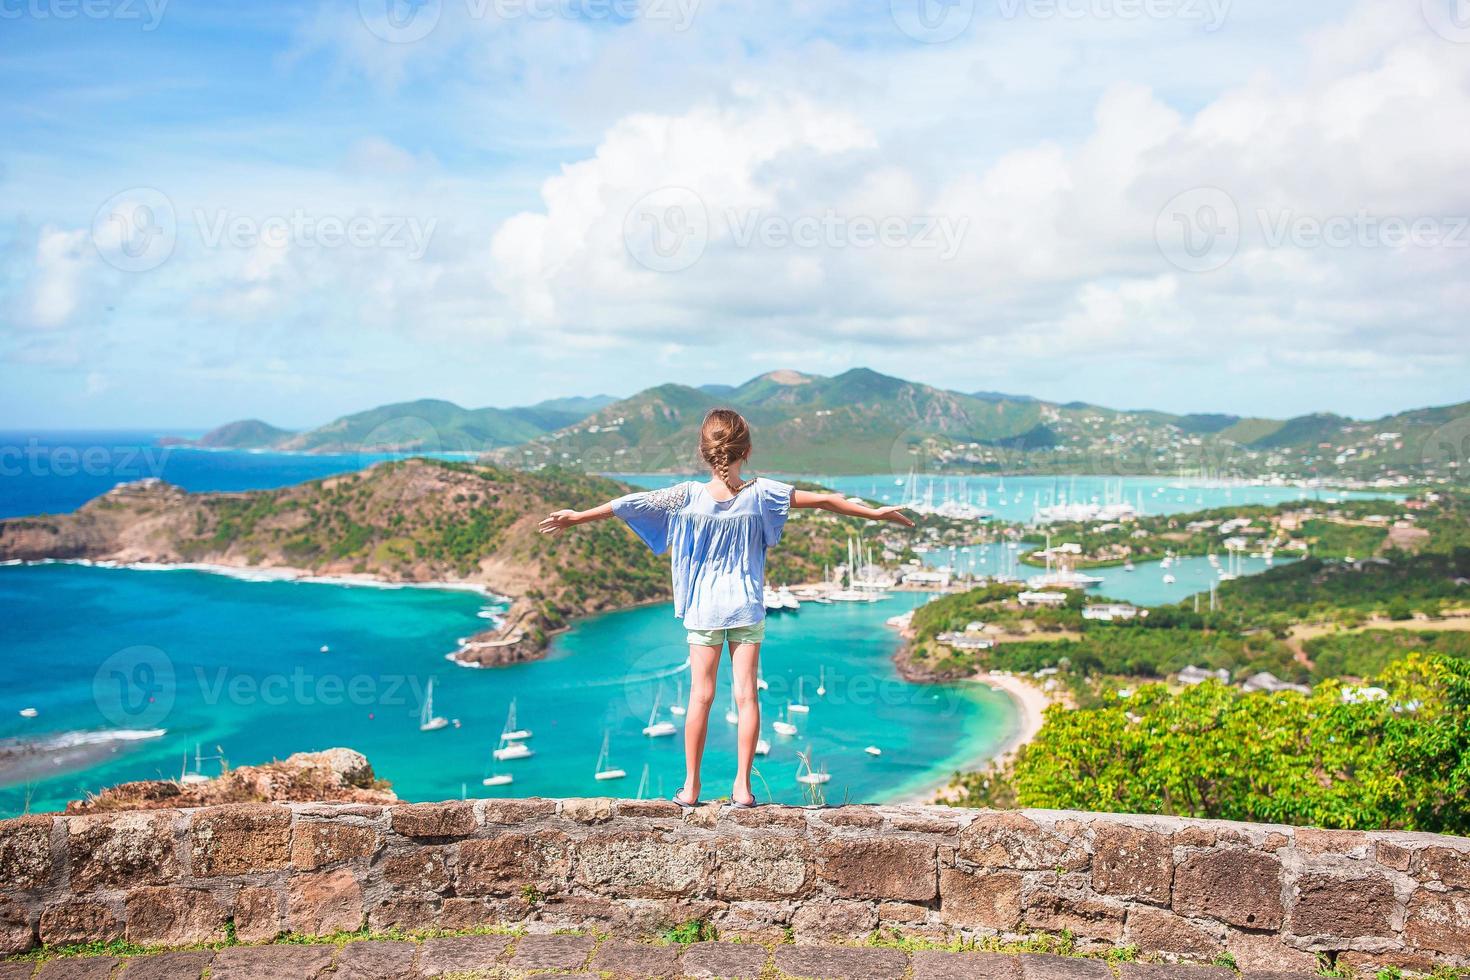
[538, 510, 579, 535]
[875, 505, 915, 527]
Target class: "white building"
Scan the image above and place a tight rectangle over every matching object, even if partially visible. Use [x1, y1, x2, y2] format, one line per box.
[1082, 603, 1143, 622]
[1177, 665, 1230, 686]
[1018, 591, 1068, 607]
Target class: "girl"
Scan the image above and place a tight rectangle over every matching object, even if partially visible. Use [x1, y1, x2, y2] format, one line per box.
[537, 407, 913, 807]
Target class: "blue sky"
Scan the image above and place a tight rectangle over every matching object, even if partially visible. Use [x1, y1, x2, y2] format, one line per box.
[2, 0, 1468, 428]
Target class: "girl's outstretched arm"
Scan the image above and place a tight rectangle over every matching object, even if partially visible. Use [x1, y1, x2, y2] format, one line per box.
[791, 490, 915, 527]
[538, 501, 616, 535]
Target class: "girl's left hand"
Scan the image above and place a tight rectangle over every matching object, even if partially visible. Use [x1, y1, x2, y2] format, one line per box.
[538, 510, 579, 535]
[876, 506, 915, 527]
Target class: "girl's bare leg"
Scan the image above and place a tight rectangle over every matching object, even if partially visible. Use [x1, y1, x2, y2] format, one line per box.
[680, 644, 721, 803]
[729, 641, 761, 804]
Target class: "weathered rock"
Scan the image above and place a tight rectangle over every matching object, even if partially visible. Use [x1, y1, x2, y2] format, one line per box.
[939, 867, 1022, 930]
[1017, 953, 1112, 980]
[457, 830, 572, 896]
[417, 934, 512, 976]
[388, 802, 475, 838]
[1289, 872, 1396, 939]
[188, 805, 290, 877]
[287, 867, 364, 934]
[231, 885, 282, 943]
[713, 834, 809, 899]
[68, 811, 179, 892]
[818, 837, 937, 901]
[375, 846, 451, 893]
[1415, 846, 1470, 889]
[1119, 966, 1233, 980]
[38, 899, 122, 946]
[1173, 849, 1284, 930]
[590, 938, 680, 978]
[1023, 890, 1126, 941]
[289, 820, 378, 870]
[1403, 887, 1470, 955]
[481, 798, 557, 824]
[123, 887, 227, 946]
[0, 816, 53, 891]
[334, 939, 417, 980]
[913, 951, 1020, 980]
[680, 940, 768, 979]
[36, 957, 119, 979]
[1123, 906, 1221, 956]
[509, 933, 595, 970]
[0, 895, 32, 955]
[574, 830, 708, 898]
[790, 899, 879, 938]
[773, 944, 908, 980]
[560, 798, 614, 823]
[1092, 824, 1173, 903]
[115, 950, 214, 980]
[208, 945, 334, 980]
[959, 812, 1088, 871]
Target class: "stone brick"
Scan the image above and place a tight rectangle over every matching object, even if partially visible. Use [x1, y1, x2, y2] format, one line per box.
[724, 805, 807, 829]
[959, 812, 1088, 870]
[457, 830, 572, 896]
[335, 939, 417, 980]
[509, 933, 595, 970]
[1092, 824, 1173, 903]
[1225, 931, 1322, 972]
[388, 802, 475, 838]
[68, 811, 179, 892]
[790, 899, 879, 939]
[1337, 951, 1447, 975]
[0, 895, 35, 955]
[289, 820, 378, 870]
[287, 867, 364, 934]
[1123, 906, 1221, 956]
[939, 867, 1022, 930]
[36, 958, 117, 979]
[1120, 966, 1233, 980]
[231, 886, 282, 943]
[188, 805, 290, 877]
[680, 940, 768, 979]
[774, 945, 908, 980]
[480, 798, 557, 824]
[1017, 954, 1112, 980]
[561, 797, 614, 823]
[819, 808, 885, 829]
[613, 799, 683, 820]
[1403, 887, 1470, 955]
[1023, 890, 1126, 941]
[0, 815, 53, 891]
[439, 895, 528, 930]
[590, 938, 680, 979]
[878, 900, 929, 923]
[0, 964, 31, 980]
[914, 951, 1020, 980]
[124, 887, 227, 946]
[1173, 849, 1284, 930]
[418, 934, 511, 976]
[713, 834, 810, 899]
[208, 945, 334, 980]
[1293, 827, 1367, 856]
[374, 846, 451, 893]
[712, 901, 789, 942]
[818, 837, 936, 901]
[38, 900, 121, 947]
[1374, 840, 1414, 872]
[1289, 872, 1396, 939]
[366, 897, 439, 932]
[1415, 846, 1470, 889]
[115, 950, 214, 980]
[890, 812, 963, 835]
[574, 830, 709, 898]
[1173, 826, 1217, 848]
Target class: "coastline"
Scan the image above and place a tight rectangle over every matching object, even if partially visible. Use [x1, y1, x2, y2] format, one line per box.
[888, 669, 1056, 805]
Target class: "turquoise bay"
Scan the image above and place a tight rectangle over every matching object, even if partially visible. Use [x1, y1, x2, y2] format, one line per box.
[0, 563, 1010, 816]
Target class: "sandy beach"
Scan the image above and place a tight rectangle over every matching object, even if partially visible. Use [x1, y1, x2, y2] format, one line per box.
[892, 669, 1059, 805]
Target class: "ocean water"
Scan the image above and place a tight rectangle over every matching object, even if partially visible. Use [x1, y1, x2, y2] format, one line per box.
[617, 473, 1399, 523]
[0, 563, 1008, 816]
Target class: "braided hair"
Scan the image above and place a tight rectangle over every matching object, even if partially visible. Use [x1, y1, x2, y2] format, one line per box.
[699, 408, 754, 495]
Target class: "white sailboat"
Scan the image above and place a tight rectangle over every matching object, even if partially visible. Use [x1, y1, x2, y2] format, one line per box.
[755, 737, 771, 756]
[788, 678, 810, 715]
[419, 678, 449, 732]
[481, 772, 513, 787]
[816, 666, 826, 698]
[670, 680, 686, 717]
[864, 745, 882, 756]
[500, 698, 532, 741]
[642, 690, 677, 737]
[593, 730, 626, 781]
[772, 707, 798, 736]
[180, 743, 224, 785]
[724, 689, 739, 726]
[796, 748, 831, 785]
[635, 763, 650, 800]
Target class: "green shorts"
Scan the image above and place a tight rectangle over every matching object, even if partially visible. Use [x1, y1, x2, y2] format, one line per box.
[686, 621, 766, 647]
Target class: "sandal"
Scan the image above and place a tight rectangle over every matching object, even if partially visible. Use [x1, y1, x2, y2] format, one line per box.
[728, 794, 759, 809]
[672, 792, 699, 808]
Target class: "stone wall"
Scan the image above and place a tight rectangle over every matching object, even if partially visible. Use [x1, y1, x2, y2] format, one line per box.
[2, 800, 1467, 970]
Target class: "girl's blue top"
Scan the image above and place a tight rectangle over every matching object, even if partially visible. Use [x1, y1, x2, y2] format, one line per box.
[611, 478, 794, 630]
